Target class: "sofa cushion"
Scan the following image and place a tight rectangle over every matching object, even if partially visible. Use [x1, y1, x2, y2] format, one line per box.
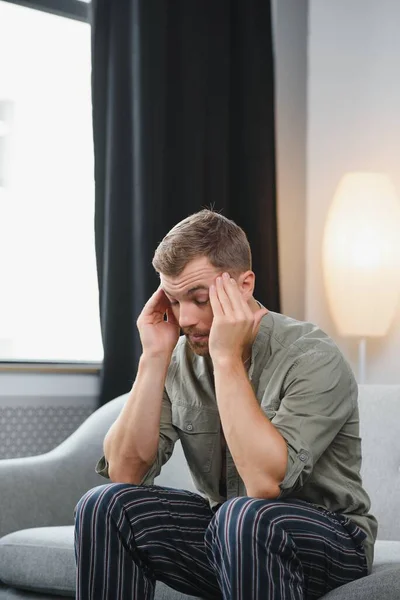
[372, 540, 400, 567]
[357, 386, 400, 542]
[0, 527, 75, 597]
[0, 583, 70, 599]
[321, 566, 400, 600]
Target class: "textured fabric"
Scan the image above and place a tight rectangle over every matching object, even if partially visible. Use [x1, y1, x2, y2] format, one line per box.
[357, 385, 400, 540]
[74, 484, 218, 599]
[0, 402, 93, 460]
[321, 566, 400, 600]
[96, 311, 377, 570]
[74, 483, 368, 600]
[91, 0, 279, 407]
[0, 527, 75, 595]
[153, 583, 196, 600]
[0, 586, 73, 600]
[372, 541, 400, 566]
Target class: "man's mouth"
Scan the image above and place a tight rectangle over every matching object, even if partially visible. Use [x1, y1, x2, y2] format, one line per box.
[189, 334, 209, 342]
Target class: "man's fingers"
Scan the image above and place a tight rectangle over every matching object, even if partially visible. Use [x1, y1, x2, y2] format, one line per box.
[144, 286, 163, 306]
[142, 287, 169, 315]
[209, 284, 224, 316]
[166, 307, 178, 325]
[224, 276, 252, 318]
[216, 276, 234, 316]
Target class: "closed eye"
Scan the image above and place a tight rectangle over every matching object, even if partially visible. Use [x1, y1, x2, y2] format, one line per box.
[169, 299, 209, 306]
[195, 299, 209, 306]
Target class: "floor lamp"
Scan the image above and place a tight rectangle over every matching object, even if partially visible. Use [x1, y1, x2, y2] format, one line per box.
[322, 172, 400, 384]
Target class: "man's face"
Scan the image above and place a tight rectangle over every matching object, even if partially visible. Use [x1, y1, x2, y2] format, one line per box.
[160, 256, 222, 356]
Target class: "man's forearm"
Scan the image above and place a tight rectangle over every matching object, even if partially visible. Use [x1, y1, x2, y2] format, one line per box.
[213, 358, 288, 498]
[104, 353, 170, 483]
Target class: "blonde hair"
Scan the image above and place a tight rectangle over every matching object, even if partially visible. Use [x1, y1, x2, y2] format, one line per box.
[152, 209, 252, 276]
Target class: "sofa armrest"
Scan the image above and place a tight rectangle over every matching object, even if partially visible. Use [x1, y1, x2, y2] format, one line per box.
[0, 394, 127, 538]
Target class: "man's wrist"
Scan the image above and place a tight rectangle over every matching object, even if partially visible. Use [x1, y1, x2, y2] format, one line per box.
[212, 355, 245, 372]
[140, 351, 171, 369]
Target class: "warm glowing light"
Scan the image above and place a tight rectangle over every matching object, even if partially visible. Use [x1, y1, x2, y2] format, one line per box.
[323, 172, 400, 337]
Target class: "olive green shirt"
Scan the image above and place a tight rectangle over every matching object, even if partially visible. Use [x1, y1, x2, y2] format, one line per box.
[96, 310, 377, 572]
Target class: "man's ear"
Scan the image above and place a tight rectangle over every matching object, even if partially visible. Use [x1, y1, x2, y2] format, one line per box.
[237, 271, 255, 301]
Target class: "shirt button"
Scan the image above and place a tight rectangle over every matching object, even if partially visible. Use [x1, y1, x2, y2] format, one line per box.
[299, 451, 308, 462]
[186, 423, 193, 431]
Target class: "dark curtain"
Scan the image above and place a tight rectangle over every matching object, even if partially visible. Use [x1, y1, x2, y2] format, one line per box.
[91, 0, 280, 406]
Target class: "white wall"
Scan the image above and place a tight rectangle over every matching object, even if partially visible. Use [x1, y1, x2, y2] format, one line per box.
[307, 0, 400, 383]
[273, 0, 308, 320]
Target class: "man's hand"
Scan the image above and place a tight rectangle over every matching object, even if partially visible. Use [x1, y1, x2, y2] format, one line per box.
[209, 272, 268, 365]
[137, 287, 180, 359]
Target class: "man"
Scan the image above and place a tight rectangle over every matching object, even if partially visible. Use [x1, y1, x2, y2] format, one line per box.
[74, 209, 377, 600]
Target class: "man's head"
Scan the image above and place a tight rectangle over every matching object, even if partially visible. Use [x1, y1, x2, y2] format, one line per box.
[152, 210, 257, 355]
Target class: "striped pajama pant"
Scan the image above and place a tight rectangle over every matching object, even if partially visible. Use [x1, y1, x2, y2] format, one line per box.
[74, 483, 368, 600]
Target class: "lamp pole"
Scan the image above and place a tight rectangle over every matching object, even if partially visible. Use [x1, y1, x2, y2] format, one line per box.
[358, 338, 367, 385]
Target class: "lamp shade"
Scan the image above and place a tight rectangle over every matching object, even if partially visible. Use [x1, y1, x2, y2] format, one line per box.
[322, 172, 400, 337]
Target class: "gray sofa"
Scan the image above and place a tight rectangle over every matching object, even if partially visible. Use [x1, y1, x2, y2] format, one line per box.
[0, 385, 399, 599]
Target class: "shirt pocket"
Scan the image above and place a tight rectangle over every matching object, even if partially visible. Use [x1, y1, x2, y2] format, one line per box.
[171, 405, 219, 473]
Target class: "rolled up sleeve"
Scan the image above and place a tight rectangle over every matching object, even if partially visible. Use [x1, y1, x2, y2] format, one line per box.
[268, 350, 357, 497]
[95, 389, 179, 484]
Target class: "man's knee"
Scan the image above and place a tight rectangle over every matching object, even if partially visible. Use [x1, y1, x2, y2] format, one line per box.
[206, 497, 288, 546]
[212, 496, 278, 526]
[74, 482, 141, 523]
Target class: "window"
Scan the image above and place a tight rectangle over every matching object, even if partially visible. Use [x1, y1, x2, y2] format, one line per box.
[0, 0, 103, 362]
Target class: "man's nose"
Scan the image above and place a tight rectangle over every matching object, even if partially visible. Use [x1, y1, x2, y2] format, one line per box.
[178, 304, 199, 329]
